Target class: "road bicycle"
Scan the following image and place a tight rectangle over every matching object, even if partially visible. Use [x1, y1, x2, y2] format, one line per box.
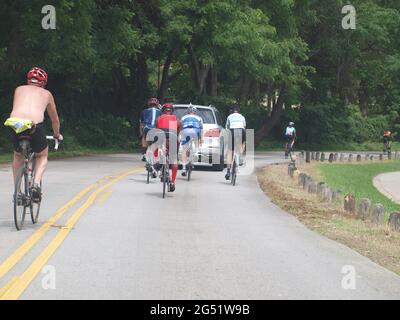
[13, 135, 60, 230]
[230, 148, 239, 186]
[158, 144, 172, 199]
[185, 140, 197, 182]
[285, 138, 295, 160]
[145, 144, 158, 184]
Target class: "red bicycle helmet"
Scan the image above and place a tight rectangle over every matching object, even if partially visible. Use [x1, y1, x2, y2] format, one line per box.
[162, 103, 174, 113]
[27, 67, 48, 86]
[148, 97, 160, 107]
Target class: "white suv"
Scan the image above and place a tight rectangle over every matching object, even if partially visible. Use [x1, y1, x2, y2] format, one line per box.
[174, 104, 226, 171]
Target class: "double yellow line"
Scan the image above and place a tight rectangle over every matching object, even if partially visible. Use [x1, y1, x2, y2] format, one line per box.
[0, 166, 143, 300]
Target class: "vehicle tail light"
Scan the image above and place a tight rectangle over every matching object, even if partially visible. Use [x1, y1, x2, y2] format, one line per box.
[204, 128, 221, 137]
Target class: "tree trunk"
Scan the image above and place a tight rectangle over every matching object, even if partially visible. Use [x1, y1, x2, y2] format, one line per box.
[208, 66, 218, 97]
[158, 49, 175, 103]
[255, 84, 287, 146]
[238, 74, 251, 105]
[359, 81, 368, 116]
[188, 44, 211, 95]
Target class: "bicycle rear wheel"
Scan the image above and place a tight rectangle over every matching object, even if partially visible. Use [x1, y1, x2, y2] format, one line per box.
[14, 167, 28, 230]
[147, 166, 151, 184]
[29, 157, 42, 224]
[187, 163, 192, 182]
[231, 156, 237, 186]
[162, 165, 167, 199]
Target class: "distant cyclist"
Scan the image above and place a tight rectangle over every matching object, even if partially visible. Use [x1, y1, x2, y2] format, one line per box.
[284, 122, 297, 158]
[139, 97, 162, 162]
[156, 103, 181, 192]
[383, 129, 392, 154]
[180, 105, 203, 177]
[225, 105, 246, 181]
[5, 67, 63, 202]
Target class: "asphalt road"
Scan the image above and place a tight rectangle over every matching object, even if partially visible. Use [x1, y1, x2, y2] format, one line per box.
[374, 172, 400, 204]
[0, 153, 400, 300]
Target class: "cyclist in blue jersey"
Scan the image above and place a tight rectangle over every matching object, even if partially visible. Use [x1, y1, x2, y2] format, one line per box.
[139, 97, 162, 161]
[180, 105, 203, 177]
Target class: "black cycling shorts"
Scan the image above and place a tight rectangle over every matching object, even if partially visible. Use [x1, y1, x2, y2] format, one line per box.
[285, 134, 295, 143]
[11, 122, 48, 153]
[230, 129, 246, 151]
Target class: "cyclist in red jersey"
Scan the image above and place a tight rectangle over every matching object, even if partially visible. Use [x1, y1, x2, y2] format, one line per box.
[156, 103, 181, 192]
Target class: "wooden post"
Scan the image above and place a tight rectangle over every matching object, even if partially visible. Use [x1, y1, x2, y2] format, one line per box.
[389, 212, 400, 231]
[370, 204, 385, 225]
[306, 151, 311, 163]
[344, 194, 356, 214]
[357, 198, 372, 221]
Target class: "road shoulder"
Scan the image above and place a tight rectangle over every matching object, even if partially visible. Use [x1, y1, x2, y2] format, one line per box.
[257, 163, 400, 276]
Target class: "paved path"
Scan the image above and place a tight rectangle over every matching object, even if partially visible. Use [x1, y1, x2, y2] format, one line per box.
[0, 153, 399, 300]
[373, 172, 400, 204]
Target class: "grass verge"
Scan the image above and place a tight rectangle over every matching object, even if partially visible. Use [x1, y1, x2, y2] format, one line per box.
[257, 163, 400, 275]
[317, 161, 400, 219]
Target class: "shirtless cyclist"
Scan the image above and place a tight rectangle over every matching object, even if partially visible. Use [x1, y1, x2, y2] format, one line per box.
[8, 67, 63, 201]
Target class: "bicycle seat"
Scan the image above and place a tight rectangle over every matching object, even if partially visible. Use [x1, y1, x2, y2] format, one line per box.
[16, 123, 37, 141]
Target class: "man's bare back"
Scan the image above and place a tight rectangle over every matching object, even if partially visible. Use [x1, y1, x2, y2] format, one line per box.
[11, 85, 54, 124]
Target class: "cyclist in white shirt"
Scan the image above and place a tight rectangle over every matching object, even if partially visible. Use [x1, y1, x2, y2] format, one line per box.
[284, 122, 297, 158]
[225, 105, 246, 180]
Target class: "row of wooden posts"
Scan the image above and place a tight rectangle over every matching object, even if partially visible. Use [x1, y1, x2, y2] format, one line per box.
[287, 154, 400, 232]
[302, 151, 399, 163]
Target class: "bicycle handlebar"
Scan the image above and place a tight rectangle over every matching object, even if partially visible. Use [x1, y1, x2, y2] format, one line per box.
[46, 136, 61, 151]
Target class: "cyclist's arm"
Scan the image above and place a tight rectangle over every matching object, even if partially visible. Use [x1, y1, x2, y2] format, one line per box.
[139, 112, 144, 137]
[46, 92, 61, 138]
[225, 117, 230, 130]
[177, 119, 182, 133]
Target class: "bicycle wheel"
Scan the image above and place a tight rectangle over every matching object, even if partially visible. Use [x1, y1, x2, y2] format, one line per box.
[162, 164, 167, 199]
[231, 155, 237, 186]
[146, 165, 151, 184]
[14, 166, 28, 230]
[29, 156, 42, 224]
[187, 162, 192, 182]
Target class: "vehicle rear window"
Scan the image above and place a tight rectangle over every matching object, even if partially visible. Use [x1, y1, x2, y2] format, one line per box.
[174, 107, 216, 124]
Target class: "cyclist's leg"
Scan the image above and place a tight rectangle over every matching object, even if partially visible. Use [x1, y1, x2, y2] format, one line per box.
[31, 124, 49, 186]
[11, 131, 24, 182]
[226, 129, 235, 179]
[33, 147, 48, 187]
[171, 133, 180, 190]
[181, 131, 190, 171]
